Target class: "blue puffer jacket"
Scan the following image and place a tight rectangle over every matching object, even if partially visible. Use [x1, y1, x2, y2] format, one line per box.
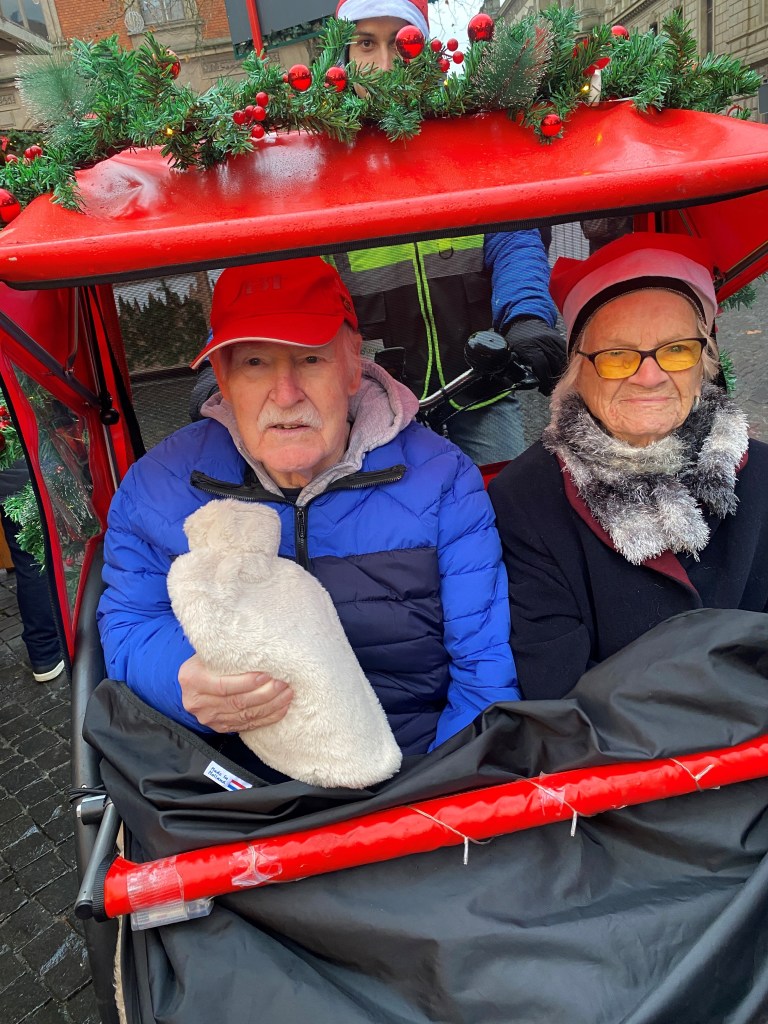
[97, 365, 519, 755]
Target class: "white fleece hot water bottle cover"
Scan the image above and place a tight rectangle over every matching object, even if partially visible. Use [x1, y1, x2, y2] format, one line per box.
[167, 499, 402, 788]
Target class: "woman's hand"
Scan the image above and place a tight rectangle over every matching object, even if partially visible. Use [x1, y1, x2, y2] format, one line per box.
[178, 654, 293, 733]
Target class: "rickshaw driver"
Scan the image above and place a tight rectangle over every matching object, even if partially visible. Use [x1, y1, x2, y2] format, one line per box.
[97, 257, 520, 759]
[332, 0, 566, 465]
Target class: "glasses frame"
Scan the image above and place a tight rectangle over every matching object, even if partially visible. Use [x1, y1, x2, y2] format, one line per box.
[576, 337, 708, 380]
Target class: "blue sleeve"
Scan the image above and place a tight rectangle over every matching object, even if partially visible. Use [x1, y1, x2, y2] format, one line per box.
[96, 462, 213, 734]
[430, 453, 520, 750]
[484, 230, 558, 330]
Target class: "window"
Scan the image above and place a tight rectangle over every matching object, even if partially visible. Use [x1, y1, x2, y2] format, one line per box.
[0, 0, 48, 39]
[139, 0, 188, 26]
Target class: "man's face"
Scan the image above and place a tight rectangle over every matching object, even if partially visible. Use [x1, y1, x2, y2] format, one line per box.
[215, 331, 362, 488]
[349, 16, 409, 73]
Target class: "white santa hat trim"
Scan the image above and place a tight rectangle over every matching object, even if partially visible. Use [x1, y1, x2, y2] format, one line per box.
[337, 0, 430, 41]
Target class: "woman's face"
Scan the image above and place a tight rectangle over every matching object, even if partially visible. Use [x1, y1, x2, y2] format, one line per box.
[576, 290, 705, 447]
[349, 16, 409, 73]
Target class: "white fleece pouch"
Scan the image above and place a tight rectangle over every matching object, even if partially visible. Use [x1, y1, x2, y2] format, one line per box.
[167, 499, 402, 789]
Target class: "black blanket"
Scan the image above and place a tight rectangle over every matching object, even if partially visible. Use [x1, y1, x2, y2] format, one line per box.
[83, 608, 768, 1024]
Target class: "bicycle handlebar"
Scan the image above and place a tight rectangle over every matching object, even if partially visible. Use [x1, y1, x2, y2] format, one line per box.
[416, 330, 539, 430]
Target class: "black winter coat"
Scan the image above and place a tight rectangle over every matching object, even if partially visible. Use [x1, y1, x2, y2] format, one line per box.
[488, 439, 768, 700]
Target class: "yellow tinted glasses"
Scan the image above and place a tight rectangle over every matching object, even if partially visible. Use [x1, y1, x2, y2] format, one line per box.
[577, 338, 706, 380]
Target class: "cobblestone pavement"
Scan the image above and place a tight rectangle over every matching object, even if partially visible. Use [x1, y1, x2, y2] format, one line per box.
[717, 277, 768, 440]
[0, 570, 98, 1024]
[0, 273, 766, 1024]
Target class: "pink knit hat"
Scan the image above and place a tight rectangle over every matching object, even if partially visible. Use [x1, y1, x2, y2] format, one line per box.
[550, 233, 718, 351]
[335, 0, 430, 40]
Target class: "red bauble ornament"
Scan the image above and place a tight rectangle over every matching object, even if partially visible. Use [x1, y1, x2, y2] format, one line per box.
[0, 190, 20, 223]
[446, 38, 458, 51]
[232, 110, 248, 126]
[256, 91, 269, 106]
[161, 50, 181, 78]
[24, 144, 43, 161]
[611, 24, 629, 38]
[252, 104, 267, 121]
[395, 25, 425, 60]
[540, 113, 562, 138]
[250, 124, 265, 140]
[452, 50, 464, 64]
[287, 64, 312, 91]
[430, 38, 442, 52]
[324, 66, 347, 92]
[244, 104, 256, 119]
[467, 13, 494, 43]
[439, 58, 450, 72]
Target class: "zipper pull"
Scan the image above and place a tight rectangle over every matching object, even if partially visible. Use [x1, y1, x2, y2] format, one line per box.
[296, 506, 307, 540]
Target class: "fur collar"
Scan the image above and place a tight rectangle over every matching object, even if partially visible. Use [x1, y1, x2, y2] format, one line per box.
[543, 383, 749, 565]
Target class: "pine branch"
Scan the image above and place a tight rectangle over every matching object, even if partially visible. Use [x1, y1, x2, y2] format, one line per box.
[2, 9, 763, 224]
[466, 18, 552, 114]
[2, 482, 45, 569]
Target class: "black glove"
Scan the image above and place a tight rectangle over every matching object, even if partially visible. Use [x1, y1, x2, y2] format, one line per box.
[503, 316, 567, 397]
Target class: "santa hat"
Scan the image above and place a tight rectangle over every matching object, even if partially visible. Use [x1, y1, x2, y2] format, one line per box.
[550, 232, 718, 351]
[335, 0, 430, 40]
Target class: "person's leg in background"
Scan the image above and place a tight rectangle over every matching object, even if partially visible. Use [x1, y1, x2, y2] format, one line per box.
[445, 395, 527, 466]
[0, 507, 64, 682]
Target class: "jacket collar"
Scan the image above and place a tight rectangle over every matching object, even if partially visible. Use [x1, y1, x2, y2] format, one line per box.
[557, 455, 699, 591]
[544, 384, 749, 565]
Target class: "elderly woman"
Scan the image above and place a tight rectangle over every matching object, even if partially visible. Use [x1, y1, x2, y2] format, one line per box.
[488, 232, 768, 700]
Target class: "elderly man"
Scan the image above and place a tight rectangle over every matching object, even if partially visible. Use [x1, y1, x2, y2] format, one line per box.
[98, 257, 519, 757]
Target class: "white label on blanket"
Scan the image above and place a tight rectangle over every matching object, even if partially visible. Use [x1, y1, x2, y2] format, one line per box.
[204, 761, 253, 792]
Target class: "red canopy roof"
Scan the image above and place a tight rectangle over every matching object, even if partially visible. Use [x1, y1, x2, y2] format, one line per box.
[1, 103, 767, 296]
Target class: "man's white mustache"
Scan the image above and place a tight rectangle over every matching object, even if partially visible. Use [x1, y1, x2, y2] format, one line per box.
[258, 406, 323, 430]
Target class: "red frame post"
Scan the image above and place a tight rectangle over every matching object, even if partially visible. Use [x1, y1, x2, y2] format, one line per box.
[244, 0, 264, 56]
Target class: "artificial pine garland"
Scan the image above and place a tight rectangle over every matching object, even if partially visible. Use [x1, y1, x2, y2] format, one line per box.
[0, 396, 99, 572]
[0, 6, 759, 219]
[0, 407, 44, 567]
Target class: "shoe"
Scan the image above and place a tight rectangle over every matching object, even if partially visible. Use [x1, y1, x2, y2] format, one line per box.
[32, 658, 65, 683]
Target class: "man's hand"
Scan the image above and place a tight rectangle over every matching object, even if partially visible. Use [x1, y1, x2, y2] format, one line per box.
[179, 653, 293, 733]
[504, 317, 567, 397]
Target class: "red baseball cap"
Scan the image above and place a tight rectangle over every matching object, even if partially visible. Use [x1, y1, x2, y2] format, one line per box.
[550, 232, 718, 351]
[191, 257, 358, 369]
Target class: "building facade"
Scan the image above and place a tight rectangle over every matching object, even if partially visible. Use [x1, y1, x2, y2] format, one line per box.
[491, 0, 768, 117]
[0, 0, 328, 128]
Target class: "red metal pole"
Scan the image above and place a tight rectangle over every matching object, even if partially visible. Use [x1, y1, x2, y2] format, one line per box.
[244, 0, 264, 56]
[102, 733, 768, 920]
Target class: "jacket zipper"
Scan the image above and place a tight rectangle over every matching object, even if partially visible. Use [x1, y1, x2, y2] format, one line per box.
[191, 465, 406, 571]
